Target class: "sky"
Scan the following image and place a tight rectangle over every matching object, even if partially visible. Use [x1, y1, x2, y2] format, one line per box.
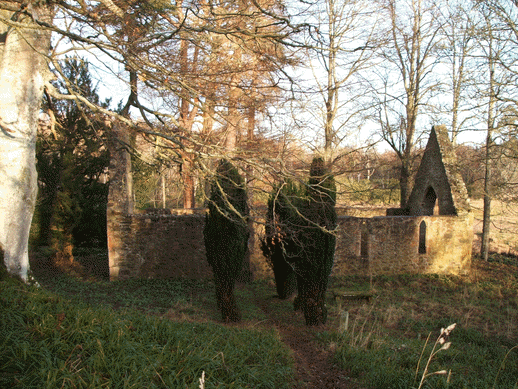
[53, 0, 494, 156]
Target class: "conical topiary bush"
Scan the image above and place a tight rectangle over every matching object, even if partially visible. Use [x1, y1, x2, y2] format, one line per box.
[264, 157, 337, 325]
[261, 180, 306, 299]
[203, 159, 249, 323]
[295, 157, 337, 325]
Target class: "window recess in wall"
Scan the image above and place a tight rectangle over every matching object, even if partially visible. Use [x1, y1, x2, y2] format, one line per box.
[419, 220, 427, 254]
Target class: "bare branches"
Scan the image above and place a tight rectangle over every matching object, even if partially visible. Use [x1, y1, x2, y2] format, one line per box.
[97, 0, 124, 18]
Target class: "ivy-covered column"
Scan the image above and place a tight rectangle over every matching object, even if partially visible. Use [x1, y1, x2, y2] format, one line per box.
[106, 121, 134, 280]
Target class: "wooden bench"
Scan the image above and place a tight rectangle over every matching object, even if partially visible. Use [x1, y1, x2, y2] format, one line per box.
[331, 290, 374, 310]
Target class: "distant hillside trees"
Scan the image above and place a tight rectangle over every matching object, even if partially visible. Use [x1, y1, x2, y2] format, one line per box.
[204, 160, 249, 323]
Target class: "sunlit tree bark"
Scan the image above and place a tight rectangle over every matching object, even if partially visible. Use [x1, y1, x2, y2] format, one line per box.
[0, 3, 54, 280]
[477, 5, 501, 261]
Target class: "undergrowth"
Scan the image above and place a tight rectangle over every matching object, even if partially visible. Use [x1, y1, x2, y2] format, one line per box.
[329, 324, 518, 389]
[325, 257, 518, 389]
[5, 251, 518, 389]
[0, 277, 293, 389]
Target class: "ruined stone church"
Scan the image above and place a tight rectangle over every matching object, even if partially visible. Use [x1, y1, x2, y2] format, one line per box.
[333, 125, 473, 276]
[106, 125, 473, 280]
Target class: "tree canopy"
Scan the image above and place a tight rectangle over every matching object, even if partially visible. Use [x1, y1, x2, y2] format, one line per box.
[3, 0, 518, 279]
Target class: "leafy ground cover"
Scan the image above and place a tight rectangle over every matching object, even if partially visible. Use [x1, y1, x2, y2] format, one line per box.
[0, 261, 294, 389]
[2, 251, 518, 389]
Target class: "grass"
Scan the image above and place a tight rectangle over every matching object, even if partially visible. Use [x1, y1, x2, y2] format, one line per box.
[42, 275, 218, 316]
[4, 249, 518, 388]
[36, 272, 269, 324]
[322, 256, 518, 389]
[0, 275, 293, 389]
[328, 324, 518, 389]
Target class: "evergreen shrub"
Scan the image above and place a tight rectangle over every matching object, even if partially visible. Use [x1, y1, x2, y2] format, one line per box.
[263, 157, 337, 325]
[261, 180, 306, 299]
[297, 157, 337, 325]
[203, 159, 249, 322]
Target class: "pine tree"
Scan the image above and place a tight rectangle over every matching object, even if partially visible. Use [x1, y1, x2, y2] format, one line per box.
[36, 58, 110, 263]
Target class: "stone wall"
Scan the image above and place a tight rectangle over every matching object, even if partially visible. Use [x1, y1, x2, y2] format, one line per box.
[333, 214, 473, 277]
[106, 125, 473, 280]
[109, 210, 211, 280]
[109, 210, 473, 280]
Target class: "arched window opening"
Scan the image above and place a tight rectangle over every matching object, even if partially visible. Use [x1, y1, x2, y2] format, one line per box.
[422, 187, 437, 216]
[419, 221, 427, 254]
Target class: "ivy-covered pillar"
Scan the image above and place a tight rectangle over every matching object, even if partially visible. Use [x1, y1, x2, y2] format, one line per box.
[106, 121, 133, 280]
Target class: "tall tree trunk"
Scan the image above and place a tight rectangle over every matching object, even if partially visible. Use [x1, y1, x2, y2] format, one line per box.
[238, 106, 256, 283]
[481, 30, 496, 262]
[202, 94, 215, 136]
[161, 173, 167, 208]
[481, 117, 494, 261]
[0, 4, 53, 281]
[481, 183, 491, 261]
[179, 39, 198, 209]
[226, 86, 240, 152]
[399, 156, 411, 208]
[180, 87, 196, 209]
[181, 159, 196, 209]
[324, 0, 337, 165]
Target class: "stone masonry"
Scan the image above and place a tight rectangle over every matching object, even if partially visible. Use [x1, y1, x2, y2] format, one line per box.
[107, 125, 473, 280]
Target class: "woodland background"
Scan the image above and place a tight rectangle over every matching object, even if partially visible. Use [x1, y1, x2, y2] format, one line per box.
[23, 0, 518, 265]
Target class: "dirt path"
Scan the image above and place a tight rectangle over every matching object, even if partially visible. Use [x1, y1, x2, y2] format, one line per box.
[277, 322, 354, 389]
[250, 286, 358, 389]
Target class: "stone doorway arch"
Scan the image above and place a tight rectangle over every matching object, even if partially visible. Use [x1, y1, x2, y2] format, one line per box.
[422, 186, 438, 216]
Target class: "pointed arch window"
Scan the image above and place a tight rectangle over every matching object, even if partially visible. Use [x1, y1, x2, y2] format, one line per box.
[419, 221, 427, 254]
[422, 187, 437, 216]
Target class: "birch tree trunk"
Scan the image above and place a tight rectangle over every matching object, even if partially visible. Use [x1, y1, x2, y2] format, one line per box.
[0, 4, 53, 281]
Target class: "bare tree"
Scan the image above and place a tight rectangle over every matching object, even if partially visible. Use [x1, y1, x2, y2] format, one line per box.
[473, 1, 517, 260]
[303, 0, 378, 165]
[438, 0, 477, 144]
[0, 0, 298, 280]
[372, 0, 443, 208]
[142, 0, 291, 207]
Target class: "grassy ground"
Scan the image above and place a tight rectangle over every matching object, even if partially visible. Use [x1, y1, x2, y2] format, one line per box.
[323, 256, 518, 389]
[471, 199, 518, 256]
[2, 250, 518, 389]
[1, 254, 294, 389]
